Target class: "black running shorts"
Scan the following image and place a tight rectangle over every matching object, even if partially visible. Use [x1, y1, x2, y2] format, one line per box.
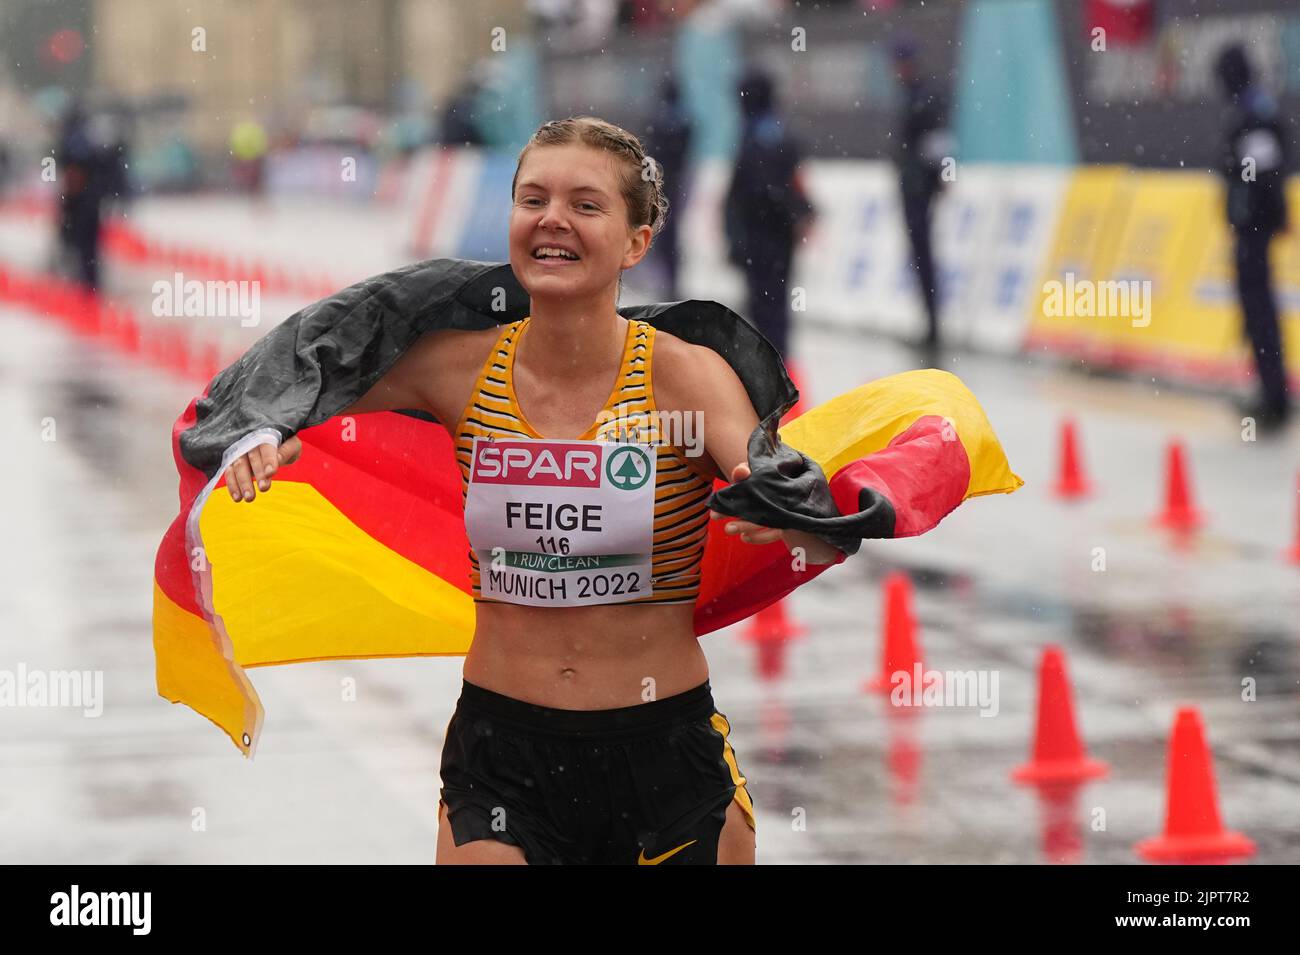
[437, 679, 756, 864]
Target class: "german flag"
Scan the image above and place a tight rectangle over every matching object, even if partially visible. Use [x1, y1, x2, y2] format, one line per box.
[152, 258, 1021, 755]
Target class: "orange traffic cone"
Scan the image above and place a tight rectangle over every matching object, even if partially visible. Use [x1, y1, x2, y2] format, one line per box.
[1012, 646, 1108, 785]
[1154, 440, 1202, 533]
[886, 722, 922, 807]
[865, 572, 923, 693]
[742, 598, 805, 644]
[1052, 418, 1090, 500]
[752, 637, 790, 681]
[1135, 707, 1255, 861]
[1036, 784, 1085, 865]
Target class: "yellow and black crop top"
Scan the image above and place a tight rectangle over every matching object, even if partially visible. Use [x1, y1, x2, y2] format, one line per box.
[453, 316, 714, 607]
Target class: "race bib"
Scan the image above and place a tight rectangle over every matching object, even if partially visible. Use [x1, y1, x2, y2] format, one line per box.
[464, 436, 658, 607]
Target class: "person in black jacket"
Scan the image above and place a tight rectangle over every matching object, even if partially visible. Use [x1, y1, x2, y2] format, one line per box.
[723, 68, 815, 361]
[1216, 44, 1291, 430]
[644, 77, 692, 301]
[440, 79, 486, 147]
[55, 102, 111, 292]
[892, 38, 950, 350]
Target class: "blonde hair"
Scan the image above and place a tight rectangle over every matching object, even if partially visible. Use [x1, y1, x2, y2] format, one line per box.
[511, 116, 669, 240]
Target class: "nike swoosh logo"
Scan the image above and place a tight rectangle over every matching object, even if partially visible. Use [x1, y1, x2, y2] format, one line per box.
[638, 840, 697, 865]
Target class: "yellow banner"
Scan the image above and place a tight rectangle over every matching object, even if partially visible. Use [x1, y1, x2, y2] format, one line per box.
[1030, 168, 1300, 377]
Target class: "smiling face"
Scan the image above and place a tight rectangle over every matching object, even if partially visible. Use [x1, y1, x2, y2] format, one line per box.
[509, 143, 652, 301]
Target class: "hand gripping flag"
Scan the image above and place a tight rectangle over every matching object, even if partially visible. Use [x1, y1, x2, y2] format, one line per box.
[152, 258, 1022, 755]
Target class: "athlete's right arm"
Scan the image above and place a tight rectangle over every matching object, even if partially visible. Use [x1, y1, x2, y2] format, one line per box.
[223, 329, 489, 502]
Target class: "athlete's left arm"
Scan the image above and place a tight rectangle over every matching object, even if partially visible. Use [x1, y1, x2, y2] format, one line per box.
[665, 342, 843, 565]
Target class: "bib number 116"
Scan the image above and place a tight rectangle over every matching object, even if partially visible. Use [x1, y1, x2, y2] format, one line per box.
[535, 536, 570, 555]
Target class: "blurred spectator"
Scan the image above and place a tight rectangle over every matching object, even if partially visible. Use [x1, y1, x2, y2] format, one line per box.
[440, 79, 486, 147]
[723, 67, 815, 361]
[643, 77, 692, 300]
[891, 37, 950, 351]
[54, 102, 124, 292]
[98, 112, 131, 205]
[1216, 43, 1291, 431]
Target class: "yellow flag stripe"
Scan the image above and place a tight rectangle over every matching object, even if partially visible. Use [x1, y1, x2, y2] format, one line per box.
[779, 368, 1022, 499]
[199, 482, 476, 665]
[153, 580, 262, 754]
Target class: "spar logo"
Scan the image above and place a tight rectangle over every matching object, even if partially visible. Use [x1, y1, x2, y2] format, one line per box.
[472, 439, 600, 487]
[606, 445, 651, 491]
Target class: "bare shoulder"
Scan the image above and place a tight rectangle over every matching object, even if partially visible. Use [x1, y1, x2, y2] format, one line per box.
[651, 326, 751, 415]
[407, 324, 503, 427]
[413, 324, 501, 368]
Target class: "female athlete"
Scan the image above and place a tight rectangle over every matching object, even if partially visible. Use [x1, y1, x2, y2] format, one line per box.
[219, 117, 844, 864]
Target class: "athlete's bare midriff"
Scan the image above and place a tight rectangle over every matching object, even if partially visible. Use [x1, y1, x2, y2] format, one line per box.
[464, 600, 710, 709]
